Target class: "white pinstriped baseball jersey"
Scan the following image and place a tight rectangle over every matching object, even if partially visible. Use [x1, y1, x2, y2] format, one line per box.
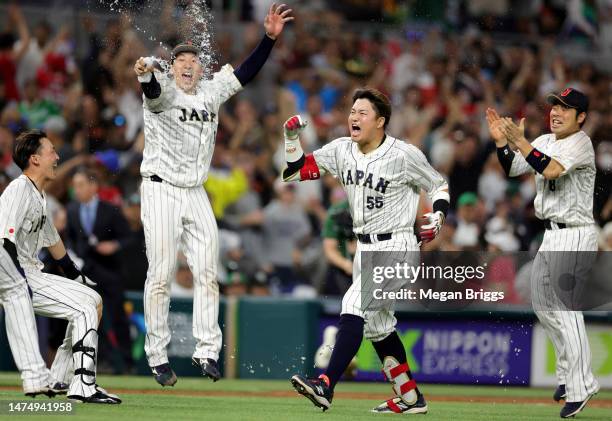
[0, 175, 60, 270]
[313, 136, 448, 235]
[509, 130, 595, 225]
[139, 65, 242, 187]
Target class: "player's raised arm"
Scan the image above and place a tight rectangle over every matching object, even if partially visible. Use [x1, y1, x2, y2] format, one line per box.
[134, 56, 159, 96]
[232, 3, 293, 86]
[487, 107, 539, 178]
[498, 116, 568, 180]
[282, 115, 315, 181]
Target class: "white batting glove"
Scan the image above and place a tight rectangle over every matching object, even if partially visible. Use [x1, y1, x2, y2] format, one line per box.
[284, 115, 307, 140]
[420, 211, 445, 244]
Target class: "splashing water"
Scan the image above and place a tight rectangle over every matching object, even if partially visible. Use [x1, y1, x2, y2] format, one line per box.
[180, 0, 217, 78]
[99, 0, 217, 78]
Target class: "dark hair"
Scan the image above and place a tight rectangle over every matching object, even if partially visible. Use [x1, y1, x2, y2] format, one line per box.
[13, 130, 48, 170]
[73, 167, 99, 184]
[352, 88, 392, 128]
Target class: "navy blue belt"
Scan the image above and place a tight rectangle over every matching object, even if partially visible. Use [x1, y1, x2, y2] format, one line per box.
[357, 233, 392, 243]
[544, 220, 567, 230]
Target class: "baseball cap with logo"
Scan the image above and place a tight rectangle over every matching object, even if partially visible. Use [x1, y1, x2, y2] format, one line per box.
[546, 88, 589, 114]
[171, 42, 200, 62]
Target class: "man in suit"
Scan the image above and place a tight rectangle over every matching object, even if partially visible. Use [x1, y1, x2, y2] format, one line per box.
[66, 167, 133, 372]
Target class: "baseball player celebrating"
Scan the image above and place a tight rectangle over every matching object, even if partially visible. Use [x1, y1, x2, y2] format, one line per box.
[0, 129, 120, 404]
[488, 88, 599, 418]
[134, 3, 293, 386]
[285, 88, 450, 414]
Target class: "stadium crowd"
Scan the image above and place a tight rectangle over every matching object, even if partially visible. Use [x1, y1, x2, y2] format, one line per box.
[1, 0, 611, 368]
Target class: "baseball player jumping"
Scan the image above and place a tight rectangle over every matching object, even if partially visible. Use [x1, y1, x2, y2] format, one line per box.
[0, 129, 120, 404]
[488, 88, 599, 418]
[134, 3, 293, 386]
[284, 88, 450, 414]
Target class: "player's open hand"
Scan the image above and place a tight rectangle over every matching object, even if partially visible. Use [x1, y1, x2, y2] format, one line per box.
[485, 108, 507, 146]
[499, 117, 526, 145]
[264, 3, 294, 40]
[420, 211, 445, 244]
[134, 57, 154, 77]
[284, 115, 307, 140]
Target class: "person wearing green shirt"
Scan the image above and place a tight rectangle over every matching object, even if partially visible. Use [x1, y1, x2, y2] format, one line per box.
[322, 200, 355, 296]
[18, 79, 60, 129]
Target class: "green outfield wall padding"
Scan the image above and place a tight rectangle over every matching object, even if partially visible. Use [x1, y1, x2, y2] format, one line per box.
[236, 297, 321, 379]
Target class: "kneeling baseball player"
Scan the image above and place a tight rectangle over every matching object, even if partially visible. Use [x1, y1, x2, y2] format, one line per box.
[0, 130, 120, 404]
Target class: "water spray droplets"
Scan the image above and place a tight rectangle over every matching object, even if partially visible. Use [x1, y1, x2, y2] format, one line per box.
[181, 0, 217, 79]
[100, 0, 217, 78]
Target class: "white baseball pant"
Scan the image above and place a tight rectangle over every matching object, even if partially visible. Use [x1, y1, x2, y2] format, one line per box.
[24, 269, 102, 398]
[141, 179, 221, 366]
[0, 248, 50, 393]
[341, 231, 418, 342]
[531, 225, 600, 402]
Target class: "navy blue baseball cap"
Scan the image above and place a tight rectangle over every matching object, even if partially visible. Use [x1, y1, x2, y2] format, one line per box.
[547, 88, 589, 114]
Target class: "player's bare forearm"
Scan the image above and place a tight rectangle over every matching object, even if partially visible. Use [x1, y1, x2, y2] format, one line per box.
[323, 239, 352, 275]
[47, 240, 68, 260]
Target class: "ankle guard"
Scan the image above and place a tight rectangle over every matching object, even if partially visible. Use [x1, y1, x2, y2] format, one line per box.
[382, 356, 417, 405]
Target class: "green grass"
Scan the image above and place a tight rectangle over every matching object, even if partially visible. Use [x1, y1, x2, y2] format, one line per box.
[0, 373, 610, 420]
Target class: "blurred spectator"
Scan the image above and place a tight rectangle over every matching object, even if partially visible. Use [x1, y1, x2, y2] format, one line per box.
[0, 5, 30, 101]
[448, 127, 490, 208]
[599, 221, 612, 251]
[321, 193, 355, 296]
[170, 252, 194, 298]
[0, 171, 9, 194]
[0, 126, 20, 179]
[66, 167, 133, 373]
[262, 180, 312, 293]
[205, 145, 249, 220]
[44, 115, 74, 163]
[218, 229, 265, 296]
[14, 20, 51, 91]
[478, 153, 508, 213]
[453, 192, 482, 249]
[18, 79, 60, 129]
[120, 192, 148, 291]
[562, 0, 600, 42]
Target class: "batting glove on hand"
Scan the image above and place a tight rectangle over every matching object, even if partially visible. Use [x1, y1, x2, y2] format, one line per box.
[284, 115, 307, 140]
[419, 211, 445, 244]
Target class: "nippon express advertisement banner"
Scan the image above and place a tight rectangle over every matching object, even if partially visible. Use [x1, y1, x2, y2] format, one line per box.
[318, 319, 532, 385]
